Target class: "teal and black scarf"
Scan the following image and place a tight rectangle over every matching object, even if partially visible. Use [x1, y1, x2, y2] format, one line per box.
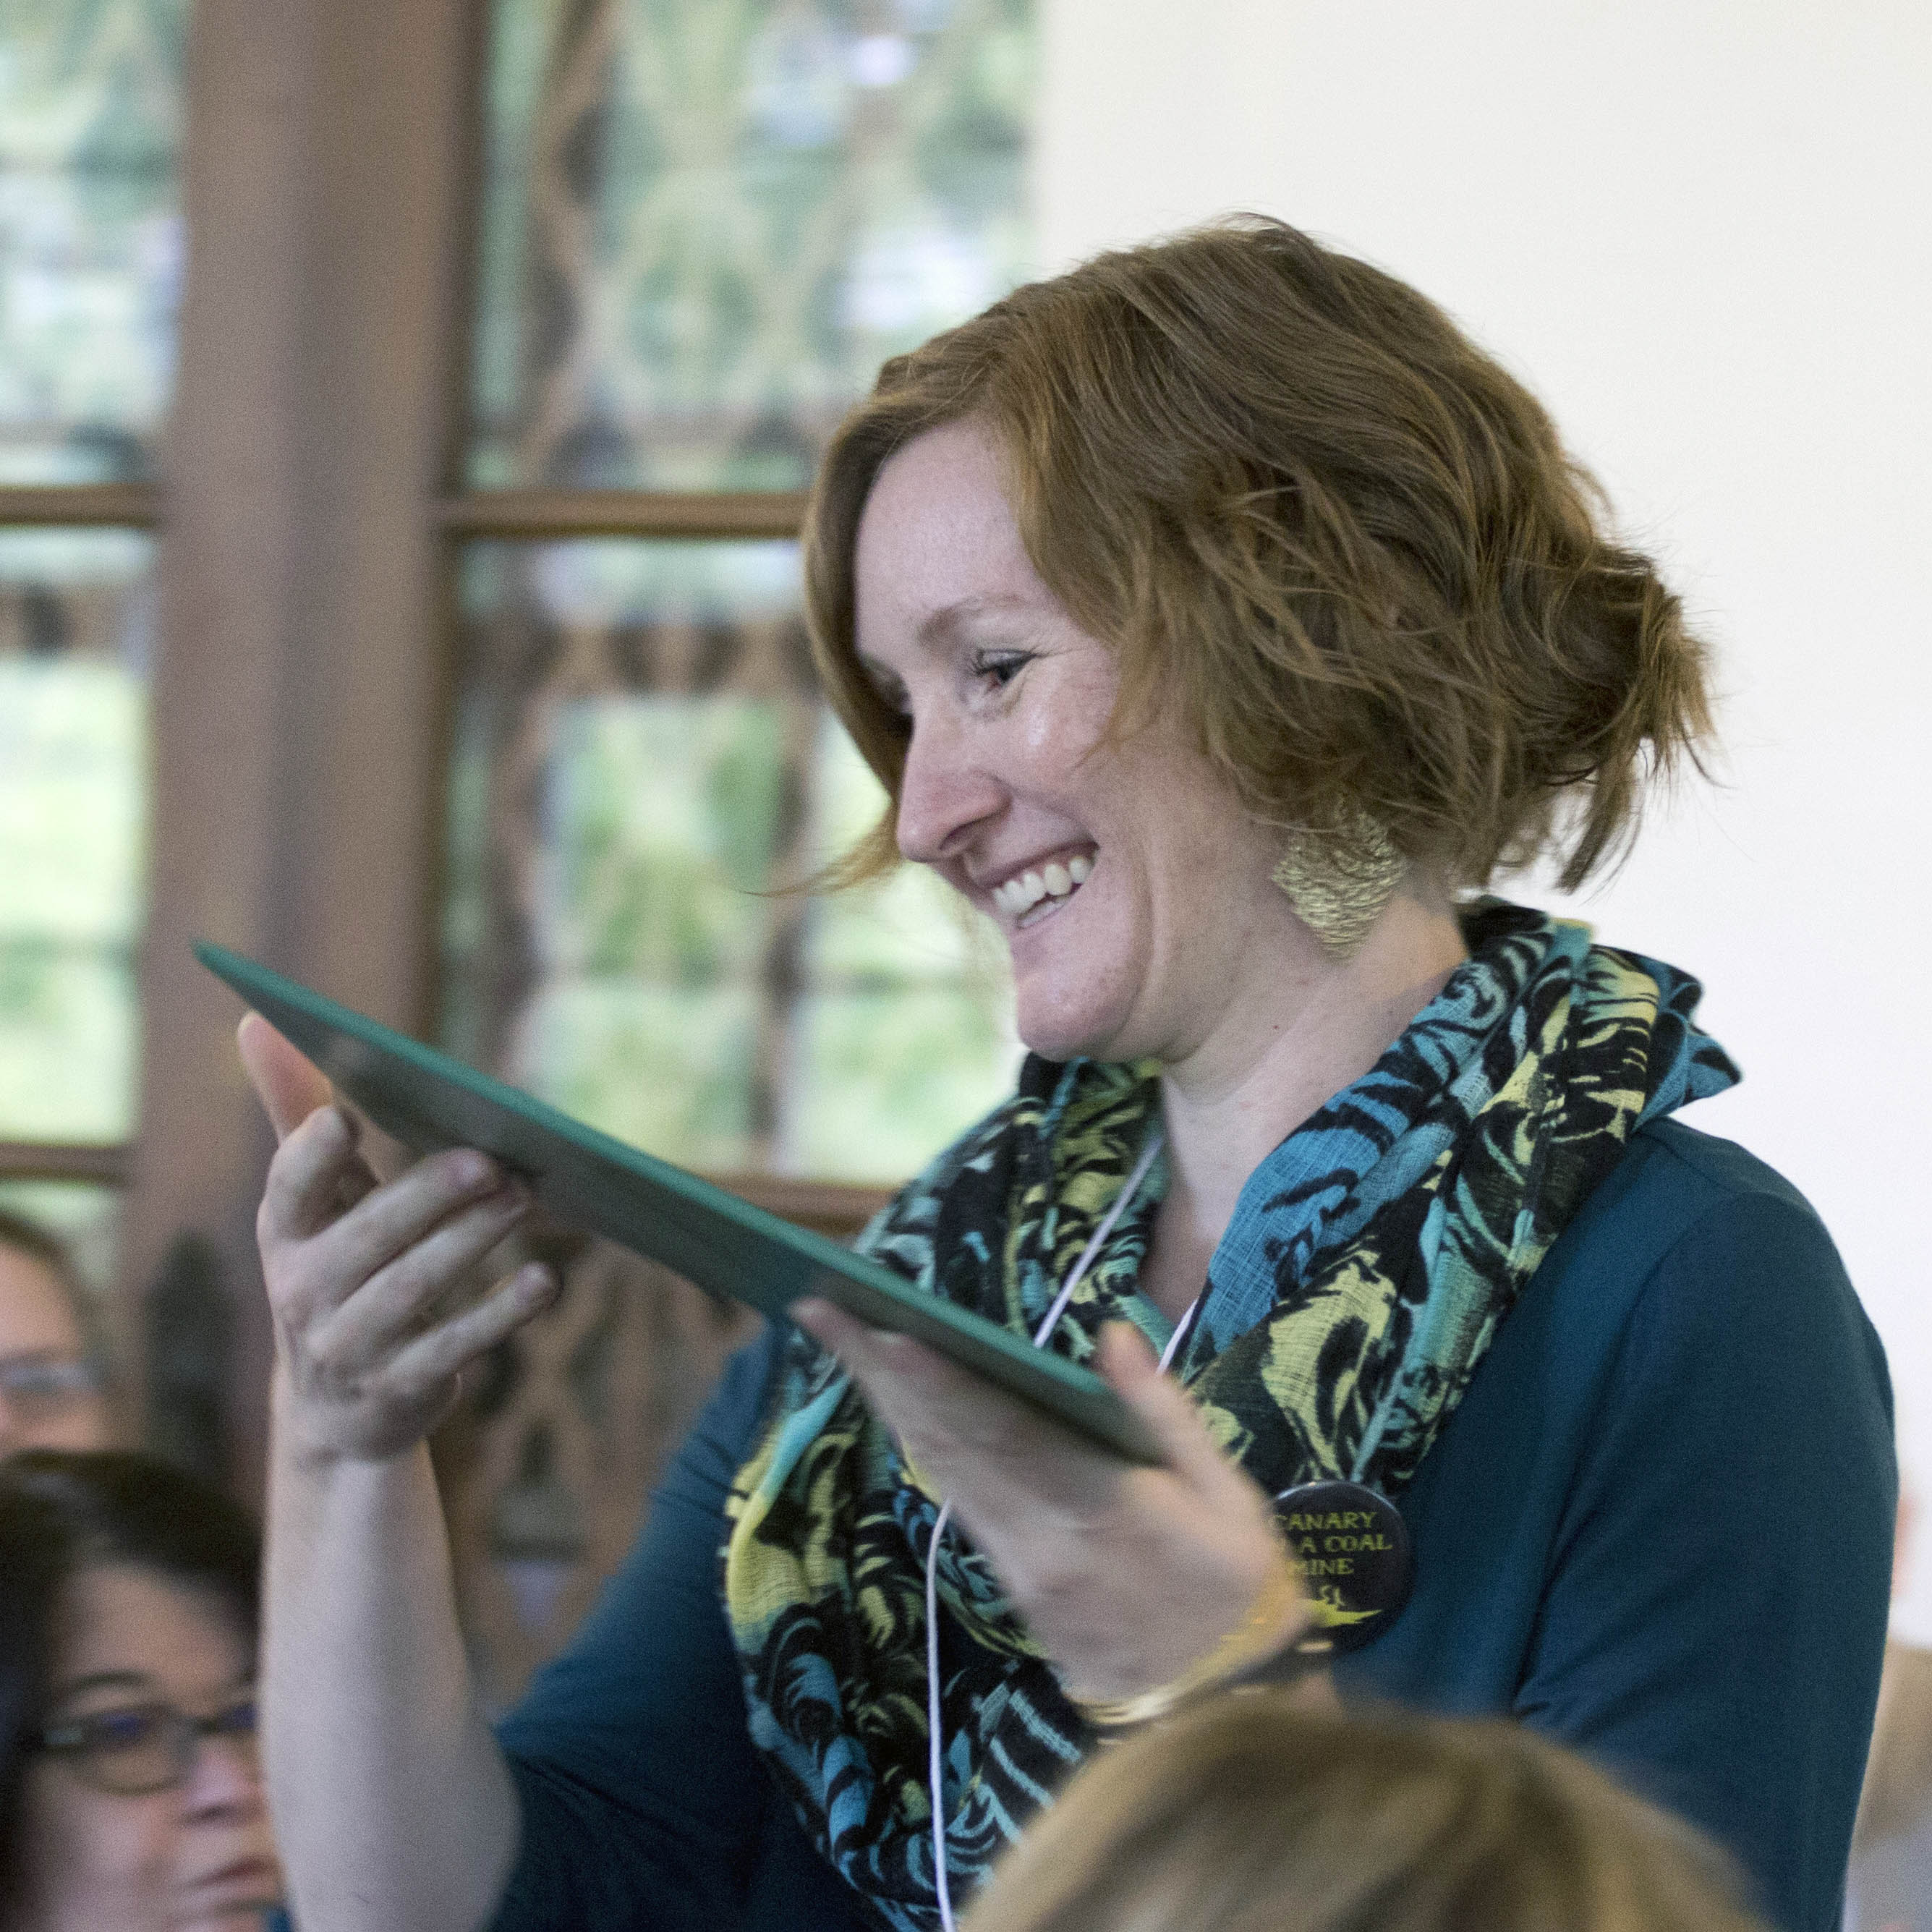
[722, 903, 1738, 1930]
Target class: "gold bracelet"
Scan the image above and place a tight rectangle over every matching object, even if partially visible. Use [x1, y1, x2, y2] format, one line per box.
[1061, 1561, 1319, 1735]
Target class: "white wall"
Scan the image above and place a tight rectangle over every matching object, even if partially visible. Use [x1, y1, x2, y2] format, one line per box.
[1036, 1, 1932, 1627]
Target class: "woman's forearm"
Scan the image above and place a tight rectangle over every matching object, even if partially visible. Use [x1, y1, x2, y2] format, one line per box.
[264, 1385, 519, 1932]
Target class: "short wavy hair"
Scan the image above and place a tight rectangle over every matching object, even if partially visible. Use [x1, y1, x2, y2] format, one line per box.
[805, 216, 1711, 892]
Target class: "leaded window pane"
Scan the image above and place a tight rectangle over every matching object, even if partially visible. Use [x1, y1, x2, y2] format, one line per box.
[441, 537, 1019, 1182]
[0, 529, 153, 1141]
[468, 0, 1034, 490]
[0, 0, 188, 484]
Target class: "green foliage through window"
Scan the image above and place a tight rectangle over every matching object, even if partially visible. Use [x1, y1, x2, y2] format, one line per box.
[448, 0, 1035, 1186]
[0, 531, 153, 1141]
[0, 0, 187, 483]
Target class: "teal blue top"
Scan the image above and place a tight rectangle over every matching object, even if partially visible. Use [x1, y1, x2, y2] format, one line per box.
[489, 1120, 1894, 1932]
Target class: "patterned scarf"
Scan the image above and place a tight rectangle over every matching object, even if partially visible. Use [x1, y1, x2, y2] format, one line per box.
[720, 903, 1738, 1930]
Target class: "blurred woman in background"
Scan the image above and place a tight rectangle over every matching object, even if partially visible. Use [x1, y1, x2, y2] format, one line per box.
[961, 1689, 1769, 1932]
[0, 1212, 111, 1455]
[0, 1450, 284, 1932]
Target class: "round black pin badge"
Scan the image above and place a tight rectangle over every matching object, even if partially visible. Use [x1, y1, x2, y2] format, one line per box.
[1274, 1479, 1413, 1655]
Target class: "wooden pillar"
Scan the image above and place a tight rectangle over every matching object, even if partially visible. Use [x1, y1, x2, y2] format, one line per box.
[126, 0, 479, 1491]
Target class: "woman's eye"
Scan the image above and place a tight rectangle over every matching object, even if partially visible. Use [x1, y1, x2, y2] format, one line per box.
[88, 1708, 163, 1749]
[971, 651, 1032, 690]
[209, 1698, 258, 1738]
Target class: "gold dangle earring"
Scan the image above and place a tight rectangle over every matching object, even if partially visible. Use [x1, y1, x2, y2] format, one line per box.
[1272, 807, 1405, 958]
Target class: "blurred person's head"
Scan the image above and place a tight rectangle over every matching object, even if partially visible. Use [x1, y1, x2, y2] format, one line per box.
[962, 1691, 1766, 1932]
[0, 1212, 110, 1454]
[1857, 1640, 1932, 1850]
[0, 1450, 281, 1931]
[1852, 1494, 1932, 1850]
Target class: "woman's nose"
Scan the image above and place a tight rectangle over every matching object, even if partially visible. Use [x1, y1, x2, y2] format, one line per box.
[893, 713, 1005, 864]
[178, 1731, 264, 1820]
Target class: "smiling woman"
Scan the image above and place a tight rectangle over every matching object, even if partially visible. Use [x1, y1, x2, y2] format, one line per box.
[0, 1450, 283, 1932]
[238, 217, 1890, 1932]
[840, 416, 1468, 1101]
[808, 218, 1708, 902]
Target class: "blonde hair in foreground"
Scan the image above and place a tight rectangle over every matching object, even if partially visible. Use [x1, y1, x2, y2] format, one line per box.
[960, 1694, 1767, 1932]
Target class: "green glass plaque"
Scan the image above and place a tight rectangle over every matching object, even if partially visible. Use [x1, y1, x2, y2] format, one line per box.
[196, 941, 1157, 1465]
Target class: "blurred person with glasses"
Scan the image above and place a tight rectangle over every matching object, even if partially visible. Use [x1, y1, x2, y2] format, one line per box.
[0, 1449, 284, 1931]
[0, 1211, 111, 1455]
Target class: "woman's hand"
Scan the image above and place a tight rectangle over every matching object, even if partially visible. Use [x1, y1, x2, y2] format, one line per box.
[240, 1013, 559, 1465]
[791, 1301, 1311, 1704]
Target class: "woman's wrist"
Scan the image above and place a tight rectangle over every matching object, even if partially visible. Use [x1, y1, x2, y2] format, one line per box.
[1059, 1554, 1319, 1735]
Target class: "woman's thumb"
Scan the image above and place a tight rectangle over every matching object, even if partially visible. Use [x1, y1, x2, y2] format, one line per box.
[237, 1011, 334, 1143]
[1095, 1320, 1235, 1490]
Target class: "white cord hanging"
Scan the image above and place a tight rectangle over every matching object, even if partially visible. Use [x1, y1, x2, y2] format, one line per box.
[924, 1131, 1188, 1931]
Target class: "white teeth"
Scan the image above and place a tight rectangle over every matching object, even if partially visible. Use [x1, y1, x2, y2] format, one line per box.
[992, 856, 1093, 922]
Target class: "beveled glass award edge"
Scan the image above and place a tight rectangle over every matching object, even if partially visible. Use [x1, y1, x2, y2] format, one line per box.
[194, 941, 1162, 1466]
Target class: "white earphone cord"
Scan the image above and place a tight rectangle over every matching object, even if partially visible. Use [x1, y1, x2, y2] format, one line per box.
[925, 1131, 1190, 1932]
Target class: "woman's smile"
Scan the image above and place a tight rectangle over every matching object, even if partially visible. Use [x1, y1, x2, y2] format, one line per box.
[987, 850, 1094, 925]
[853, 417, 1303, 1071]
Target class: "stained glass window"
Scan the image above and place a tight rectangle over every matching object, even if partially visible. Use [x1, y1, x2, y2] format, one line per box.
[0, 0, 188, 484]
[469, 0, 1033, 490]
[442, 539, 1020, 1183]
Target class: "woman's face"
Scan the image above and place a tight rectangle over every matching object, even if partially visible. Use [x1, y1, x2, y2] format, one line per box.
[14, 1563, 282, 1932]
[0, 1245, 110, 1454]
[854, 419, 1306, 1068]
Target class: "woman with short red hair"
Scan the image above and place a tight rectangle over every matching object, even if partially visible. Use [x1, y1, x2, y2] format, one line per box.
[240, 218, 1891, 1932]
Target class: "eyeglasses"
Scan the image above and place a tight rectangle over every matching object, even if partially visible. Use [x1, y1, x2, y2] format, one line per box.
[36, 1696, 259, 1796]
[0, 1354, 103, 1421]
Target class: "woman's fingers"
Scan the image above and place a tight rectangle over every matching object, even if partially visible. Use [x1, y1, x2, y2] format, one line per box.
[260, 1104, 379, 1246]
[239, 1010, 558, 1462]
[378, 1261, 559, 1404]
[299, 1146, 508, 1298]
[799, 1305, 1274, 1535]
[793, 1299, 1123, 1504]
[279, 1259, 561, 1463]
[797, 1301, 1014, 1445]
[1094, 1322, 1251, 1501]
[794, 1302, 984, 1447]
[308, 1182, 537, 1369]
[799, 1303, 1231, 1492]
[788, 1296, 867, 1361]
[799, 1304, 1302, 1698]
[239, 1013, 334, 1142]
[793, 1301, 974, 1424]
[261, 1113, 516, 1348]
